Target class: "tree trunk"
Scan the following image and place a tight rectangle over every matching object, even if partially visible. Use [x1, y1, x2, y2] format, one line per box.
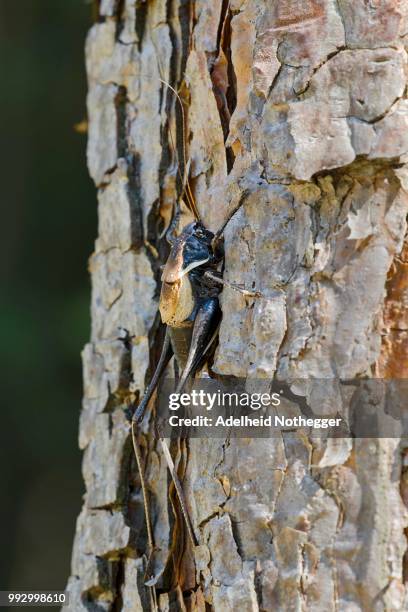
[66, 1, 408, 610]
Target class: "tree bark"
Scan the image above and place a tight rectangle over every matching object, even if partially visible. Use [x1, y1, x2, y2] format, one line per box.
[66, 1, 408, 610]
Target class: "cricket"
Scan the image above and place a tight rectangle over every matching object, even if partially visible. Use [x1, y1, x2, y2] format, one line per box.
[129, 75, 258, 595]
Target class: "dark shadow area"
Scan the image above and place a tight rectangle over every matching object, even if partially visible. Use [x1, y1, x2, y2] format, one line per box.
[0, 1, 95, 592]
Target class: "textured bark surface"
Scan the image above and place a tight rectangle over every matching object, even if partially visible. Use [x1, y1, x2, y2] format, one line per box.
[66, 1, 408, 610]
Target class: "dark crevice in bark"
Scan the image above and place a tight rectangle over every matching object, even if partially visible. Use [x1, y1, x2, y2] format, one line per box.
[311, 155, 405, 184]
[210, 2, 236, 174]
[114, 85, 128, 159]
[224, 15, 237, 121]
[146, 197, 169, 288]
[112, 556, 124, 611]
[158, 121, 172, 191]
[229, 515, 245, 562]
[166, 0, 178, 86]
[402, 533, 408, 584]
[127, 449, 150, 555]
[102, 344, 133, 415]
[221, 8, 237, 173]
[135, 0, 148, 51]
[226, 147, 235, 177]
[117, 432, 135, 506]
[81, 558, 118, 610]
[216, 0, 230, 53]
[126, 153, 145, 250]
[178, 0, 192, 79]
[114, 0, 126, 41]
[164, 0, 193, 205]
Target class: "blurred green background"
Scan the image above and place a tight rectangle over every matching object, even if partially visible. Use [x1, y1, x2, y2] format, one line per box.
[0, 1, 95, 592]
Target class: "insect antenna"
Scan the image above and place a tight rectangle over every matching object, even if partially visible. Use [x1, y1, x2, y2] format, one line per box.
[159, 78, 200, 222]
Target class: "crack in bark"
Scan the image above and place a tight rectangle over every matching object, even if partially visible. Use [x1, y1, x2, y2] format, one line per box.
[126, 153, 145, 250]
[135, 0, 148, 51]
[291, 46, 347, 97]
[114, 0, 126, 41]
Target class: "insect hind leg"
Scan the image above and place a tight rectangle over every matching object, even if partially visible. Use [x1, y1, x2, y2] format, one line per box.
[133, 328, 173, 423]
[176, 298, 220, 394]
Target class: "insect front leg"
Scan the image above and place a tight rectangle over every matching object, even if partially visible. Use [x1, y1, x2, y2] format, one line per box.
[203, 270, 265, 297]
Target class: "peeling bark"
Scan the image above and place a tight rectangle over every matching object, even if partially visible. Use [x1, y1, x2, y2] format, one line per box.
[66, 1, 408, 610]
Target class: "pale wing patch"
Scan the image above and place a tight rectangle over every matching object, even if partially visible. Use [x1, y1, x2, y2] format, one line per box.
[160, 277, 195, 327]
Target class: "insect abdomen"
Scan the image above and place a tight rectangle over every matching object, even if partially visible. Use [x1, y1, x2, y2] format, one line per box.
[169, 326, 193, 372]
